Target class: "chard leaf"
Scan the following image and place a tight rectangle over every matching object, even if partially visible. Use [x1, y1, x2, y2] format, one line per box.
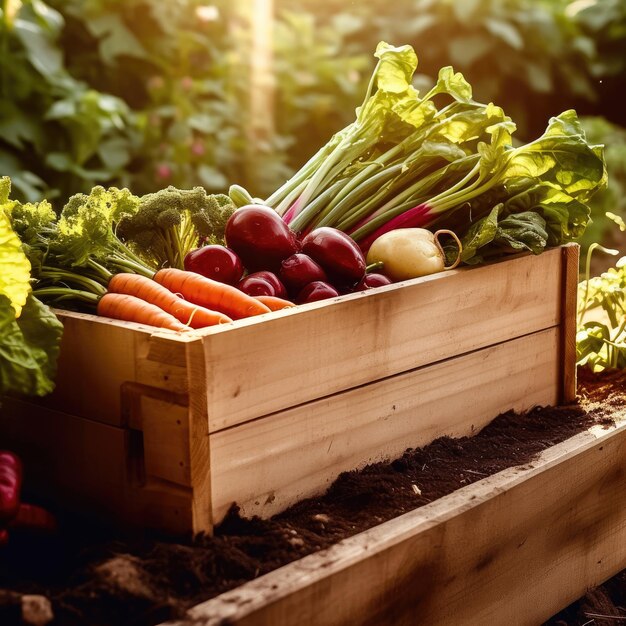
[392, 98, 437, 130]
[0, 210, 31, 318]
[503, 182, 590, 244]
[418, 140, 467, 162]
[435, 102, 513, 147]
[373, 42, 418, 94]
[0, 293, 63, 397]
[460, 204, 501, 263]
[431, 66, 473, 102]
[504, 110, 607, 202]
[494, 211, 548, 254]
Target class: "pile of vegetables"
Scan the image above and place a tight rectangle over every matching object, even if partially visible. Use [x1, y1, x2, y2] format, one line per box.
[1, 42, 611, 333]
[238, 42, 606, 266]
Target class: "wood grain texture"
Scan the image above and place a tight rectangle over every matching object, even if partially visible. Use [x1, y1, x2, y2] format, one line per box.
[46, 311, 192, 426]
[560, 243, 580, 403]
[209, 328, 560, 523]
[173, 419, 626, 626]
[202, 248, 564, 432]
[185, 340, 213, 532]
[0, 397, 194, 534]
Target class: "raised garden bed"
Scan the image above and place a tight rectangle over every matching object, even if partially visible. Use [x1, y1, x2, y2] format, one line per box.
[0, 371, 624, 626]
[0, 245, 578, 535]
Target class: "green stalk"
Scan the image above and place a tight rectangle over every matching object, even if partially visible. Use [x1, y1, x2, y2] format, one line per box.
[108, 254, 156, 278]
[265, 132, 351, 208]
[315, 164, 405, 229]
[40, 268, 107, 297]
[33, 287, 99, 306]
[275, 179, 309, 216]
[578, 243, 620, 328]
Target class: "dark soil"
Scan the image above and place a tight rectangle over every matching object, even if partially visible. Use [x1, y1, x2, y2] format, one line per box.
[0, 369, 625, 626]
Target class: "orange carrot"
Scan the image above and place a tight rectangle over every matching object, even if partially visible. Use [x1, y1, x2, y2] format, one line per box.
[154, 268, 271, 320]
[108, 273, 232, 328]
[254, 295, 296, 311]
[97, 293, 190, 331]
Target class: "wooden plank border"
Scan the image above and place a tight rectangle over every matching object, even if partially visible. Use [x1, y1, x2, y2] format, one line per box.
[202, 248, 564, 431]
[209, 327, 560, 523]
[560, 243, 580, 403]
[169, 418, 626, 626]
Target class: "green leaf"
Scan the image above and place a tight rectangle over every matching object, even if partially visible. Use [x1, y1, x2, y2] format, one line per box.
[431, 66, 473, 102]
[0, 210, 31, 318]
[448, 35, 491, 67]
[504, 111, 607, 203]
[0, 293, 63, 397]
[460, 204, 501, 263]
[373, 42, 418, 94]
[494, 211, 548, 254]
[98, 138, 131, 171]
[197, 165, 228, 190]
[484, 17, 524, 49]
[13, 17, 63, 76]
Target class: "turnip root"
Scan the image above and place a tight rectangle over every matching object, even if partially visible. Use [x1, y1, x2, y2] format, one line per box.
[366, 228, 461, 281]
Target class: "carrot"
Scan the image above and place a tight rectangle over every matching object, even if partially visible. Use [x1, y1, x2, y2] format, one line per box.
[97, 293, 190, 332]
[254, 295, 296, 311]
[108, 273, 232, 328]
[154, 268, 271, 320]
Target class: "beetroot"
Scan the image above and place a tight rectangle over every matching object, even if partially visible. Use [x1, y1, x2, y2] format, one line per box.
[296, 281, 340, 304]
[353, 273, 393, 291]
[225, 205, 300, 272]
[300, 227, 366, 284]
[184, 245, 243, 285]
[279, 253, 328, 293]
[249, 271, 287, 299]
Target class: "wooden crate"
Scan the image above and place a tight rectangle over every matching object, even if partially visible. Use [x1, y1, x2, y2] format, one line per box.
[0, 245, 579, 535]
[167, 417, 626, 626]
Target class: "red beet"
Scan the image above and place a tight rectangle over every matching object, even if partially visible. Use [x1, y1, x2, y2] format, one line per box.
[353, 273, 393, 291]
[184, 245, 243, 285]
[301, 227, 366, 284]
[225, 205, 300, 272]
[296, 281, 340, 304]
[249, 271, 287, 299]
[237, 275, 276, 297]
[280, 253, 328, 293]
[0, 451, 22, 524]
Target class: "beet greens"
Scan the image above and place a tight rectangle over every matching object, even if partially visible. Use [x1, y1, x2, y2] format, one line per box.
[248, 42, 606, 262]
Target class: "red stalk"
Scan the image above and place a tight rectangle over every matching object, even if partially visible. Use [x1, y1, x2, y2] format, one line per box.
[356, 203, 432, 254]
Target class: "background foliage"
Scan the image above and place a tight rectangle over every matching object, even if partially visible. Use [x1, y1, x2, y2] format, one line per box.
[0, 0, 625, 260]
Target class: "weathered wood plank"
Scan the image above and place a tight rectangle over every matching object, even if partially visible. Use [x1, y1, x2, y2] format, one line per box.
[176, 419, 626, 626]
[210, 327, 560, 523]
[560, 243, 579, 403]
[202, 248, 563, 432]
[0, 397, 194, 534]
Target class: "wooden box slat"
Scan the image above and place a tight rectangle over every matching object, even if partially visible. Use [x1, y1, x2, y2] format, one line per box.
[203, 247, 564, 432]
[210, 327, 560, 521]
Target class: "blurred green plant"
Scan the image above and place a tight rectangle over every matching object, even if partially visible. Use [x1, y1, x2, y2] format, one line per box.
[280, 0, 611, 141]
[0, 0, 133, 202]
[577, 245, 626, 371]
[576, 116, 626, 270]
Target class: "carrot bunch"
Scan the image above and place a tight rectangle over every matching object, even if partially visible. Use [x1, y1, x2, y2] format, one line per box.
[100, 271, 275, 331]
